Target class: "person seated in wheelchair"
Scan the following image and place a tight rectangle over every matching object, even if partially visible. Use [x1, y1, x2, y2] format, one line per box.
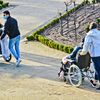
[58, 38, 85, 77]
[0, 23, 11, 61]
[58, 39, 94, 84]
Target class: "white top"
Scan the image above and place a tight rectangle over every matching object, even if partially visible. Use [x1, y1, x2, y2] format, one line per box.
[0, 27, 10, 58]
[82, 29, 100, 57]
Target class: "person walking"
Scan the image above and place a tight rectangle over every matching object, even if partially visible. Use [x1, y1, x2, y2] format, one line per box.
[1, 10, 21, 67]
[80, 22, 100, 90]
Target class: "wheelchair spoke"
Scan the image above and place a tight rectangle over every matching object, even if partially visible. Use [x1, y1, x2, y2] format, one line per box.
[68, 64, 82, 87]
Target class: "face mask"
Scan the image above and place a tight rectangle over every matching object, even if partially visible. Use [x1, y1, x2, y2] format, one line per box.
[3, 15, 9, 20]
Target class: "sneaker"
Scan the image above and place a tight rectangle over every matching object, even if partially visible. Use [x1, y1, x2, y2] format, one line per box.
[6, 57, 9, 60]
[59, 71, 64, 80]
[16, 59, 21, 67]
[90, 80, 96, 87]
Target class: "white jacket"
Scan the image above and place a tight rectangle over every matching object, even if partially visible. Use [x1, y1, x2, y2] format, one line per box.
[82, 29, 100, 57]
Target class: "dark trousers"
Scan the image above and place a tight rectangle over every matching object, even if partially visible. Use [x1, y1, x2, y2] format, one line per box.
[92, 57, 100, 82]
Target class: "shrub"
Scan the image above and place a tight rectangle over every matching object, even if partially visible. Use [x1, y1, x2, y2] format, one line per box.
[59, 44, 64, 51]
[0, 0, 3, 5]
[85, 24, 90, 33]
[96, 18, 100, 30]
[27, 33, 73, 53]
[92, 0, 96, 4]
[63, 46, 69, 53]
[85, 0, 90, 4]
[0, 1, 9, 10]
[27, 35, 35, 41]
[0, 4, 2, 9]
[44, 38, 49, 46]
[96, 18, 100, 24]
[53, 42, 59, 49]
[2, 2, 9, 8]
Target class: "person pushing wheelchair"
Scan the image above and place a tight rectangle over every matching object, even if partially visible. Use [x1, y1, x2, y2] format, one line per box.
[80, 22, 100, 90]
[0, 23, 11, 62]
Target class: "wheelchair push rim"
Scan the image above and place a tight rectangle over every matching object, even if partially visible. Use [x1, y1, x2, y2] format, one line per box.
[68, 64, 82, 87]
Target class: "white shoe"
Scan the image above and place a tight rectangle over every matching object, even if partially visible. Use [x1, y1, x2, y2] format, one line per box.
[6, 57, 10, 61]
[16, 59, 21, 67]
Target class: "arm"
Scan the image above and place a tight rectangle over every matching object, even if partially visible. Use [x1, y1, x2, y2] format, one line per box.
[1, 21, 9, 40]
[80, 35, 92, 55]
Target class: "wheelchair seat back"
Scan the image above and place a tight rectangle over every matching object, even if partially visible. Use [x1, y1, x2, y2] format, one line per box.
[76, 52, 91, 69]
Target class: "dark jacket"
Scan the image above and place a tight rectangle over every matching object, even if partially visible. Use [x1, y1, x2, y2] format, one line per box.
[1, 16, 20, 39]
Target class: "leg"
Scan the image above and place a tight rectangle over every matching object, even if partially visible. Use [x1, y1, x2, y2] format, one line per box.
[92, 57, 100, 82]
[15, 35, 20, 60]
[9, 38, 18, 60]
[92, 57, 100, 89]
[15, 35, 21, 67]
[3, 37, 10, 58]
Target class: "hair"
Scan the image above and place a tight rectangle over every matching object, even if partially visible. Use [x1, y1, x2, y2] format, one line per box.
[3, 10, 10, 15]
[89, 22, 97, 30]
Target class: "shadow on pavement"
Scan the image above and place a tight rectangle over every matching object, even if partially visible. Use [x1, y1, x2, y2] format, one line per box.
[0, 52, 100, 93]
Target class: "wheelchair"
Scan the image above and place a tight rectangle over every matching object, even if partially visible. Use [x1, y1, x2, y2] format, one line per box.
[58, 52, 95, 87]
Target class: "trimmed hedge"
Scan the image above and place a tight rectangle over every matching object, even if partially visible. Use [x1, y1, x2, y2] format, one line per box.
[96, 18, 100, 30]
[0, 0, 3, 5]
[0, 0, 9, 10]
[27, 33, 73, 53]
[27, 0, 91, 53]
[96, 18, 100, 24]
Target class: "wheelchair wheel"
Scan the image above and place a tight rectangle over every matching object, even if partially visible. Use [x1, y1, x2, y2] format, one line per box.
[68, 64, 82, 87]
[4, 54, 12, 62]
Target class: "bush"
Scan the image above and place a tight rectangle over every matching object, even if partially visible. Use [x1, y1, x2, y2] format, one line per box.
[96, 18, 100, 30]
[63, 46, 70, 53]
[2, 2, 9, 8]
[0, 4, 2, 9]
[96, 18, 100, 24]
[0, 0, 3, 5]
[27, 33, 73, 53]
[0, 1, 9, 10]
[85, 0, 90, 4]
[85, 24, 90, 33]
[27, 35, 35, 41]
[59, 44, 64, 51]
